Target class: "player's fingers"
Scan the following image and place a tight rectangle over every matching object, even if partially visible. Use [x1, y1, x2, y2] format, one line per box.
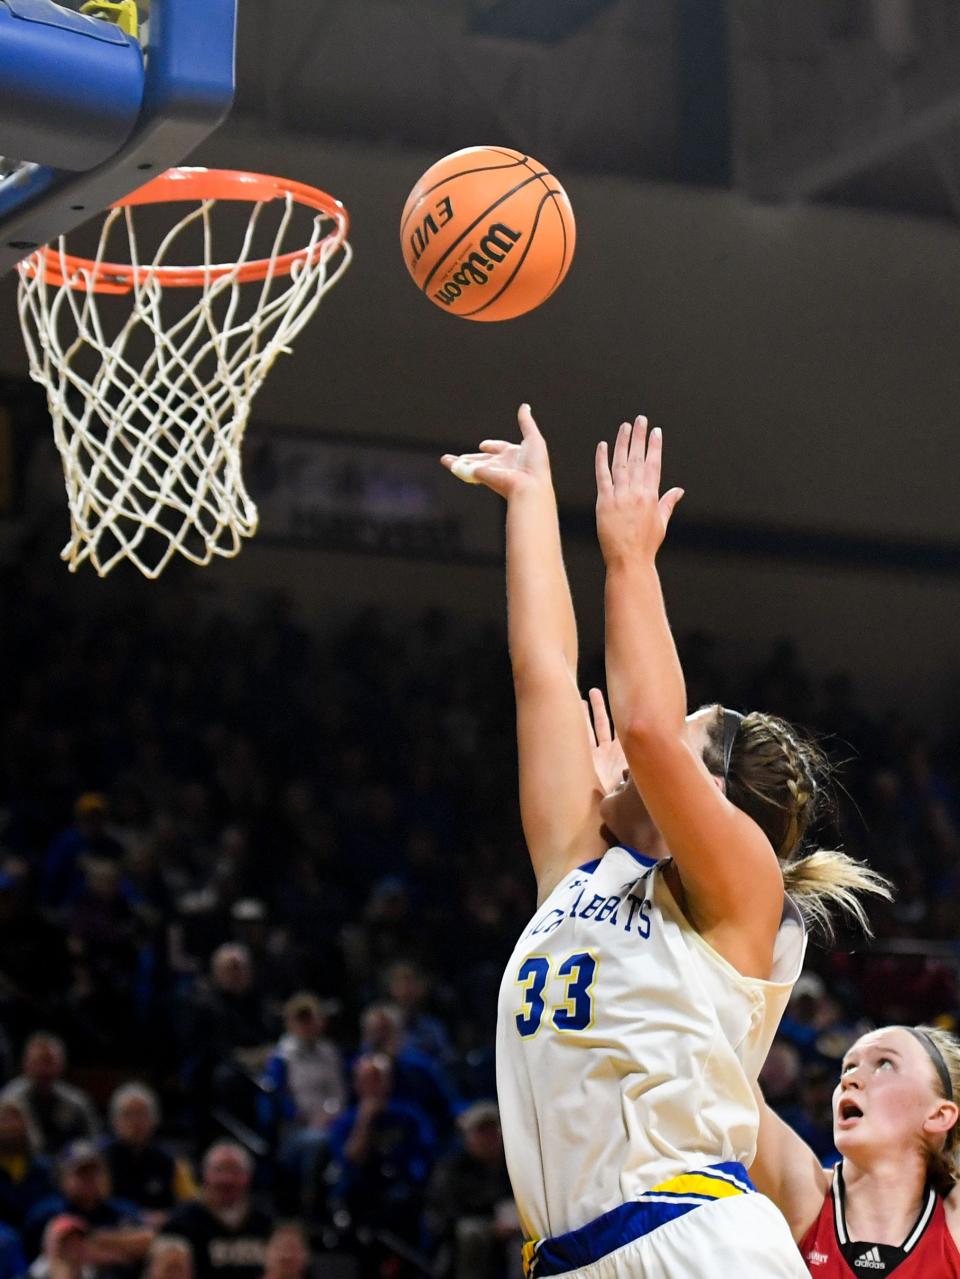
[478, 440, 512, 454]
[643, 424, 662, 490]
[443, 455, 496, 484]
[517, 403, 540, 438]
[442, 451, 492, 466]
[589, 687, 612, 744]
[660, 486, 685, 527]
[595, 441, 613, 497]
[581, 699, 597, 746]
[610, 421, 631, 483]
[628, 415, 648, 479]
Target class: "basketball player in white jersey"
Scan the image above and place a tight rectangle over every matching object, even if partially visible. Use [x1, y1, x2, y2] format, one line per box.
[442, 407, 889, 1279]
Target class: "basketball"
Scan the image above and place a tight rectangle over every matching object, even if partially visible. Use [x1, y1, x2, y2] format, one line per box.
[400, 145, 576, 322]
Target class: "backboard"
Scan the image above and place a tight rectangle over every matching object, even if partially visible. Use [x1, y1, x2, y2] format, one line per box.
[0, 0, 237, 276]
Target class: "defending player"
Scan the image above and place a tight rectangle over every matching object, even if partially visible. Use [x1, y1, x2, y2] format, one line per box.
[751, 1024, 960, 1275]
[441, 407, 889, 1278]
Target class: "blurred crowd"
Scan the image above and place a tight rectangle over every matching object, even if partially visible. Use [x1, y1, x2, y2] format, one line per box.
[0, 556, 958, 1279]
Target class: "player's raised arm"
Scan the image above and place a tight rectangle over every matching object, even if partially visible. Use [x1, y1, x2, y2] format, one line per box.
[748, 1080, 830, 1244]
[595, 417, 785, 974]
[442, 405, 606, 899]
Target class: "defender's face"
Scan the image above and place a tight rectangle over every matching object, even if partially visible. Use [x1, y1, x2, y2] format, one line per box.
[833, 1027, 954, 1158]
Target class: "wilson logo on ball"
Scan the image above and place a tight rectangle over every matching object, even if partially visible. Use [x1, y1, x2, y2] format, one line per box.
[433, 223, 522, 306]
[400, 145, 576, 322]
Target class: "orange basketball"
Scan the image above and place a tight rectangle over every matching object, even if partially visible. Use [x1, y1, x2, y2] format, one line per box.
[400, 146, 576, 322]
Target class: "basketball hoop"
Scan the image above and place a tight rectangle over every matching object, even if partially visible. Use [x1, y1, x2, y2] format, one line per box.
[16, 167, 352, 578]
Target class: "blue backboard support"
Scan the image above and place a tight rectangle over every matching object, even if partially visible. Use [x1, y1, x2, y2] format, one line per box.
[0, 0, 237, 276]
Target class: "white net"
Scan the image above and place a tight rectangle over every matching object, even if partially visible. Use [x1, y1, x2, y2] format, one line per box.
[16, 185, 351, 578]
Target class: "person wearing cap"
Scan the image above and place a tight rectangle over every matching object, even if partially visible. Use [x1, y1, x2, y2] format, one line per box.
[41, 795, 125, 912]
[262, 994, 346, 1136]
[1, 1036, 99, 1156]
[258, 994, 346, 1210]
[425, 1102, 520, 1279]
[22, 1142, 149, 1271]
[751, 1023, 960, 1274]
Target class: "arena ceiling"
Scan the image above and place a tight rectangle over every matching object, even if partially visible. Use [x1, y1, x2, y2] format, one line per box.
[222, 0, 960, 223]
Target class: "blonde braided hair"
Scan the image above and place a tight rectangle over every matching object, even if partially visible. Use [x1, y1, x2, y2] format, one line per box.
[706, 708, 891, 938]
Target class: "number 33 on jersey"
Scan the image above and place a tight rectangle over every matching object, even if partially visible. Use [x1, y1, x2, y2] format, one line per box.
[512, 852, 656, 1039]
[515, 951, 599, 1036]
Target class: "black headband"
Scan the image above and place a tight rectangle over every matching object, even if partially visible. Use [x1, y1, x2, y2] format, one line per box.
[721, 709, 743, 781]
[902, 1027, 954, 1102]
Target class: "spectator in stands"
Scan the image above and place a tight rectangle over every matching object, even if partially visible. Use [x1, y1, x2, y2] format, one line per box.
[142, 1237, 192, 1279]
[101, 1086, 196, 1222]
[180, 946, 275, 1137]
[164, 1143, 272, 1279]
[186, 946, 273, 1071]
[67, 862, 139, 984]
[357, 1005, 457, 1143]
[1, 1036, 98, 1156]
[384, 963, 453, 1067]
[259, 1224, 309, 1279]
[42, 795, 126, 912]
[327, 1054, 436, 1247]
[227, 902, 299, 1011]
[23, 1143, 150, 1272]
[262, 995, 345, 1137]
[425, 1102, 519, 1279]
[4, 558, 960, 1264]
[0, 1097, 55, 1230]
[260, 995, 346, 1214]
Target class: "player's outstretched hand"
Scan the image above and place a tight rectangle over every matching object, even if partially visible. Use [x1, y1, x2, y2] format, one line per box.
[441, 403, 550, 499]
[595, 416, 684, 565]
[583, 686, 628, 796]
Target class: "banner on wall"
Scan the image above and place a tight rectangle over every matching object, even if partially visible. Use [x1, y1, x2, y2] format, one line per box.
[249, 430, 504, 564]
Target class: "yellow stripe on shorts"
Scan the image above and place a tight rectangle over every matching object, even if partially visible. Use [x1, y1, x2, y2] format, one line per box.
[648, 1171, 745, 1199]
[522, 1238, 540, 1277]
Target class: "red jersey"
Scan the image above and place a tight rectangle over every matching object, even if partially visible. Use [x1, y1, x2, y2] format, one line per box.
[798, 1163, 960, 1278]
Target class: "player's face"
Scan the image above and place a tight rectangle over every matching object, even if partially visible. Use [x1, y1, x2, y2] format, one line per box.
[598, 707, 717, 845]
[833, 1027, 955, 1161]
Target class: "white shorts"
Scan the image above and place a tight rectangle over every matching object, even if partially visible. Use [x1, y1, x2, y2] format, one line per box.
[523, 1163, 808, 1279]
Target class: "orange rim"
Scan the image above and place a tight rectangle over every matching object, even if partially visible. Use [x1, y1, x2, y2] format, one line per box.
[28, 167, 350, 294]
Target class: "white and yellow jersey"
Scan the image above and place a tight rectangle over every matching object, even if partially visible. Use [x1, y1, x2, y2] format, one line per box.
[495, 846, 806, 1243]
